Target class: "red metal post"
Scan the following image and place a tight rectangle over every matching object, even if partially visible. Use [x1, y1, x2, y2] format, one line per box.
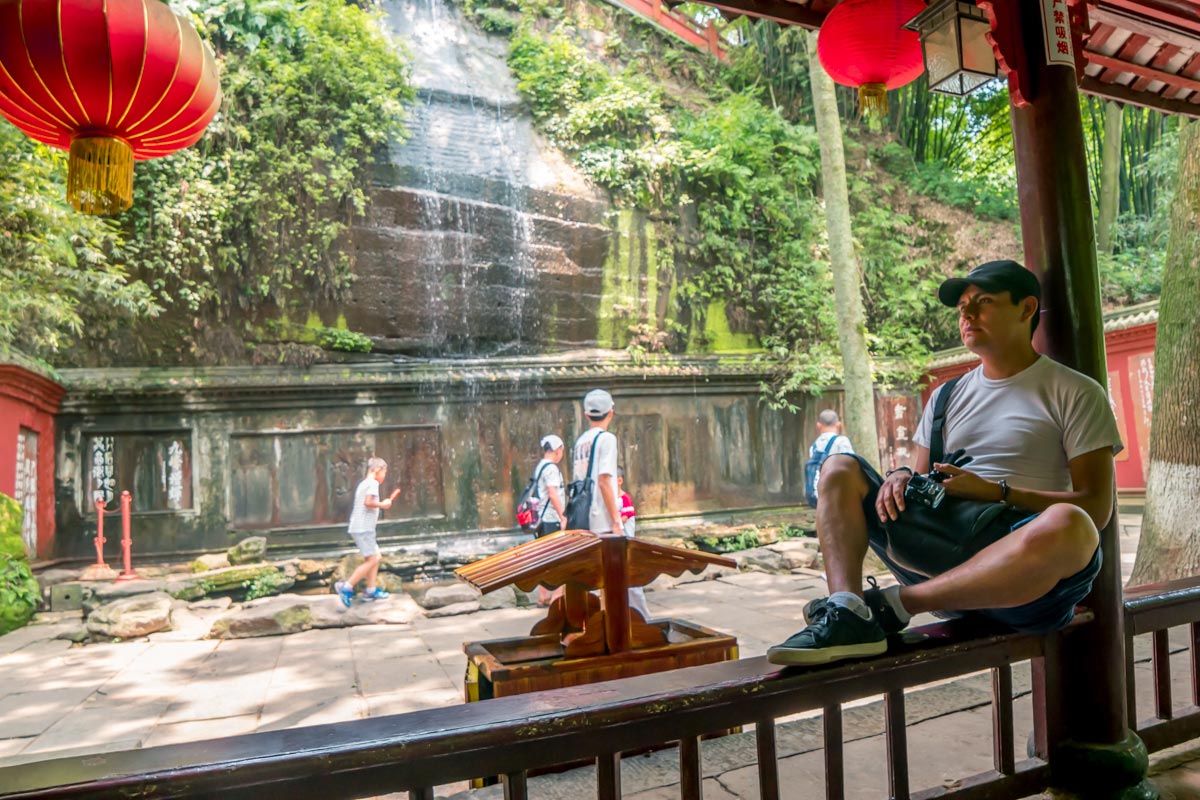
[114, 490, 141, 583]
[93, 498, 109, 568]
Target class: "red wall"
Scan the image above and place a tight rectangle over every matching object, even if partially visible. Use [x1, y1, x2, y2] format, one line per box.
[924, 322, 1156, 493]
[0, 364, 65, 560]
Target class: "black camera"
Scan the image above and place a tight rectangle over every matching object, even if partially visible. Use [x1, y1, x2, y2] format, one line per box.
[902, 450, 973, 510]
[904, 472, 946, 509]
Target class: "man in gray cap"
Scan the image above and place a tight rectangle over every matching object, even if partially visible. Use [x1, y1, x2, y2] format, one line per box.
[572, 389, 622, 535]
[769, 260, 1123, 667]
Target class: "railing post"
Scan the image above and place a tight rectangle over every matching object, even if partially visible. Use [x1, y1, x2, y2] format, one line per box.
[1003, 0, 1153, 794]
[93, 497, 109, 569]
[115, 490, 141, 583]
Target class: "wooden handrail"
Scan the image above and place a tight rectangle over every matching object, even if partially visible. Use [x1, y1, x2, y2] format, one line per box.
[0, 622, 1053, 800]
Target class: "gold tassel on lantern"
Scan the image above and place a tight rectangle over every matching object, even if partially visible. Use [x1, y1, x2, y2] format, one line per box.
[858, 83, 888, 118]
[67, 136, 134, 215]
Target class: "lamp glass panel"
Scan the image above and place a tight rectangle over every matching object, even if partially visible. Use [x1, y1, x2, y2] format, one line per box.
[924, 17, 962, 87]
[959, 16, 997, 76]
[930, 72, 970, 96]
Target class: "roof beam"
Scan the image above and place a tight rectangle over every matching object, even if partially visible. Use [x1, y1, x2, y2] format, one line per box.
[699, 0, 827, 29]
[1089, 1, 1200, 52]
[1084, 50, 1200, 94]
[1080, 74, 1200, 117]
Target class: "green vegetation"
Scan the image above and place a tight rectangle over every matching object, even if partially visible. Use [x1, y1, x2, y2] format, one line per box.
[487, 0, 1173, 390]
[0, 493, 39, 636]
[0, 127, 158, 358]
[2, 0, 1172, 374]
[1, 0, 412, 363]
[695, 528, 761, 554]
[243, 569, 285, 600]
[499, 3, 973, 392]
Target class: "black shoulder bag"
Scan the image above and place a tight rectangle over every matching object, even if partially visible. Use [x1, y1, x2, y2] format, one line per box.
[565, 432, 612, 531]
[882, 377, 1028, 578]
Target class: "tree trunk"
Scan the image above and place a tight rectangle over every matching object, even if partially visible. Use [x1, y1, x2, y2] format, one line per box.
[1097, 101, 1123, 254]
[806, 31, 882, 471]
[1129, 118, 1200, 586]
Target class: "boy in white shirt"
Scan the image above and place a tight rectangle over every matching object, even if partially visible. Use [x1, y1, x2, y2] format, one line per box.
[335, 457, 400, 607]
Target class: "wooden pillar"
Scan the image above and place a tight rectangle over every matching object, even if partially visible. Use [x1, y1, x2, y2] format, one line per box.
[1005, 2, 1152, 797]
[599, 534, 632, 653]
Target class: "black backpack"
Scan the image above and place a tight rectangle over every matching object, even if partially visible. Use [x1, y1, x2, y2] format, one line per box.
[804, 434, 843, 508]
[565, 431, 613, 530]
[515, 462, 551, 531]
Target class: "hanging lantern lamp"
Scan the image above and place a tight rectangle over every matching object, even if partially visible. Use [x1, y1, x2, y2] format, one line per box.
[904, 0, 999, 97]
[0, 0, 222, 215]
[817, 0, 927, 117]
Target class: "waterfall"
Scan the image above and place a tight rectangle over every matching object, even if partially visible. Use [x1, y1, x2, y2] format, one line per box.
[339, 0, 612, 357]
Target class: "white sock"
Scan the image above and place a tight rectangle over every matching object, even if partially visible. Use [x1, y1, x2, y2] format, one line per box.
[880, 585, 913, 625]
[828, 591, 872, 621]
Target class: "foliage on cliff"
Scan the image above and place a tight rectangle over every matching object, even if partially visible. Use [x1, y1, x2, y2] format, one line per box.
[0, 127, 158, 357]
[498, 1, 974, 388]
[468, 0, 1173, 392]
[0, 0, 413, 363]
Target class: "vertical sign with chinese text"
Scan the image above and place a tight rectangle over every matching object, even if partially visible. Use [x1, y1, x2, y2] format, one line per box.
[1042, 0, 1075, 68]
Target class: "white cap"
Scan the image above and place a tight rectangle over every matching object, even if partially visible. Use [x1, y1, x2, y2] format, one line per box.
[583, 389, 614, 417]
[540, 434, 564, 451]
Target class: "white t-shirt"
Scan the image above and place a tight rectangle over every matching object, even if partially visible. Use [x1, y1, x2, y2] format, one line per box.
[348, 477, 380, 533]
[534, 459, 564, 524]
[809, 432, 855, 503]
[913, 356, 1123, 493]
[573, 428, 619, 533]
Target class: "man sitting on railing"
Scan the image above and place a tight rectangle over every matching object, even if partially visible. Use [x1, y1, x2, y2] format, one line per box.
[768, 261, 1122, 667]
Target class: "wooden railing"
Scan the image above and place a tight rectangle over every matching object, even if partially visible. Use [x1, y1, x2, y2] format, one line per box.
[8, 579, 1200, 800]
[0, 619, 1068, 800]
[1124, 575, 1200, 754]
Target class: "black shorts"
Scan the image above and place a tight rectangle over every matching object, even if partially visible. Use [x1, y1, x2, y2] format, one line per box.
[841, 454, 1102, 634]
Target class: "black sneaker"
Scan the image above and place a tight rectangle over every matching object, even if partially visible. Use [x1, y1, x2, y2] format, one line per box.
[802, 577, 907, 636]
[766, 603, 887, 666]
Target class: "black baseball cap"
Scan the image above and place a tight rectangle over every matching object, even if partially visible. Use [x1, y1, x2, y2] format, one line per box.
[937, 260, 1041, 307]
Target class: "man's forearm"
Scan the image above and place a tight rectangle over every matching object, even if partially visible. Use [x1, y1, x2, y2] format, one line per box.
[1001, 484, 1113, 530]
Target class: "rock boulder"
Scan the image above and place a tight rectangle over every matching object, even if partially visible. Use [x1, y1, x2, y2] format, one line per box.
[426, 600, 480, 618]
[86, 592, 173, 639]
[732, 547, 787, 573]
[227, 536, 268, 565]
[191, 553, 231, 573]
[419, 583, 481, 609]
[208, 595, 312, 639]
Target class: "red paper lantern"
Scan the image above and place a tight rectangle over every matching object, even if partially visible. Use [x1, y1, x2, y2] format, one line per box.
[0, 0, 221, 215]
[817, 0, 926, 116]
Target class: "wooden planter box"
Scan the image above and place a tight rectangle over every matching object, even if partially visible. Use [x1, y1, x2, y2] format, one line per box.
[464, 618, 738, 701]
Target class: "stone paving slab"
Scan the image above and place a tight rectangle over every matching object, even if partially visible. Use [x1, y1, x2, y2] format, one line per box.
[0, 687, 96, 739]
[158, 636, 284, 725]
[142, 714, 261, 749]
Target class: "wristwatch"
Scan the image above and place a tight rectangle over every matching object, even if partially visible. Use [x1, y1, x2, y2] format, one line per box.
[998, 479, 1010, 503]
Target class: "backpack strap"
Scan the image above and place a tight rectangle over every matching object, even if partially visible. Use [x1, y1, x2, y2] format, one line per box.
[531, 461, 550, 497]
[929, 376, 962, 466]
[820, 434, 840, 459]
[584, 431, 613, 481]
[531, 461, 552, 523]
